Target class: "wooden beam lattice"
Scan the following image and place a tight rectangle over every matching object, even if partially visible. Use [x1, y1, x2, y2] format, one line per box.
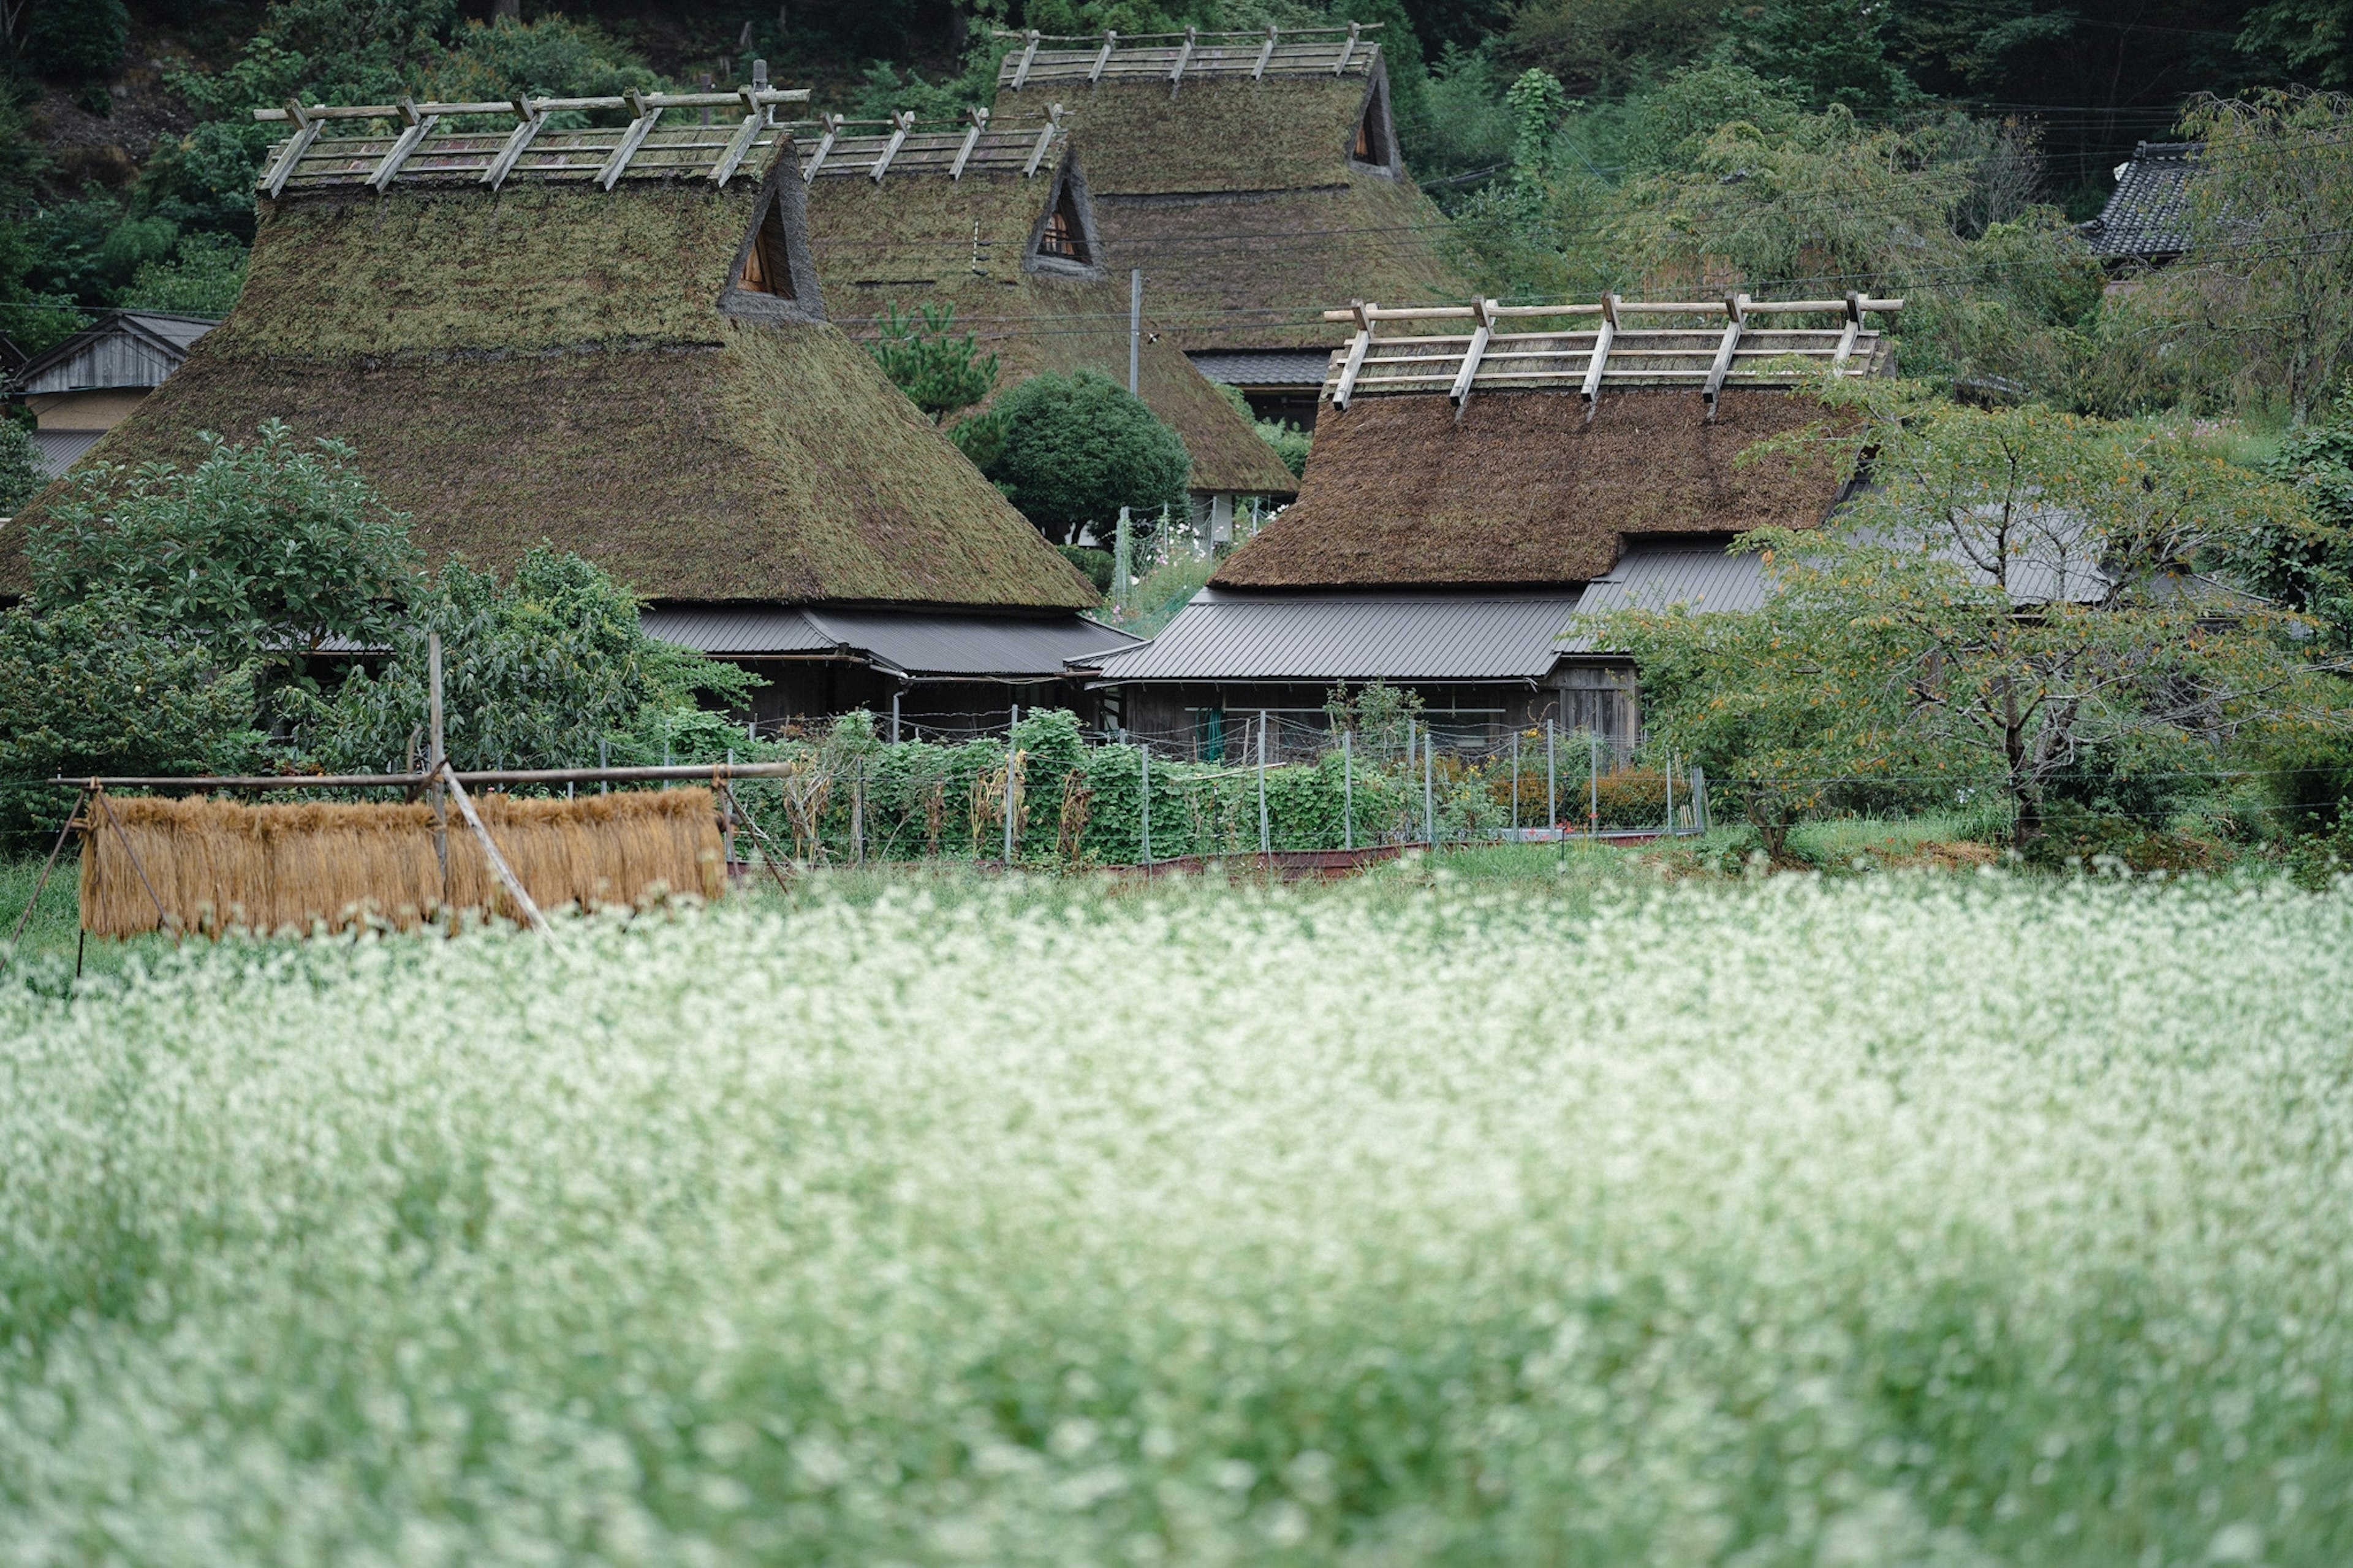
[992, 22, 1382, 85]
[256, 86, 811, 123]
[870, 111, 915, 183]
[597, 93, 662, 189]
[710, 108, 768, 187]
[1316, 294, 1903, 404]
[1025, 105, 1063, 177]
[366, 105, 438, 191]
[480, 99, 546, 189]
[949, 107, 988, 179]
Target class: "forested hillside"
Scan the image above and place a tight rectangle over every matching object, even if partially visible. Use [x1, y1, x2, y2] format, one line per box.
[0, 0, 2346, 420]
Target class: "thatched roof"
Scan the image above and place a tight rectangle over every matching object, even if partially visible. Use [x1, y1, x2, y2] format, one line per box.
[795, 125, 1296, 496]
[993, 45, 1468, 354]
[2, 132, 1096, 611]
[1210, 388, 1852, 589]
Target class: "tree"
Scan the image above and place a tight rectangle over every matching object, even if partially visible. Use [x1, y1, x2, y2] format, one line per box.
[28, 420, 420, 692]
[983, 371, 1191, 547]
[2240, 381, 2353, 647]
[2107, 92, 2353, 423]
[1725, 0, 1920, 115]
[0, 600, 265, 847]
[1586, 381, 2351, 853]
[0, 419, 44, 514]
[2241, 0, 2353, 88]
[290, 546, 757, 775]
[868, 303, 998, 425]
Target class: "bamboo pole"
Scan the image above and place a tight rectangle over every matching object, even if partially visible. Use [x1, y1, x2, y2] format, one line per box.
[428, 632, 448, 912]
[439, 763, 552, 935]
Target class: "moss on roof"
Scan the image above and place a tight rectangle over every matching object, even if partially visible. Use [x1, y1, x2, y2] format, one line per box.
[1004, 67, 1471, 352]
[1211, 389, 1852, 589]
[801, 154, 1296, 496]
[4, 169, 1096, 611]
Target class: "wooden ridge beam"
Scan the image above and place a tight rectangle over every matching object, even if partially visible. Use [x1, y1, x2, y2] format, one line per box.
[949, 107, 988, 179]
[1024, 106, 1063, 177]
[1169, 26, 1196, 85]
[870, 111, 914, 182]
[480, 98, 545, 189]
[1010, 29, 1042, 89]
[257, 87, 809, 122]
[597, 93, 662, 189]
[1582, 294, 1619, 403]
[262, 100, 324, 197]
[709, 110, 768, 186]
[1702, 292, 1750, 417]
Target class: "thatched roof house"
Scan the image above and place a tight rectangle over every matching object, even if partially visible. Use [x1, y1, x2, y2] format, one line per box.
[790, 107, 1297, 539]
[1083, 294, 1897, 754]
[1, 85, 1133, 729]
[991, 25, 1469, 419]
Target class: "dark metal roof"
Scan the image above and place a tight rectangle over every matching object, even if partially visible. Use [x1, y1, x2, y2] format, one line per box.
[29, 429, 102, 479]
[8, 311, 218, 396]
[2082, 142, 2197, 261]
[1086, 588, 1588, 683]
[1188, 349, 1336, 388]
[641, 605, 1139, 680]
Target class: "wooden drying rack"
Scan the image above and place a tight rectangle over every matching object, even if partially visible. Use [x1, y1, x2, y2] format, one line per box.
[792, 107, 1066, 183]
[1319, 292, 1906, 417]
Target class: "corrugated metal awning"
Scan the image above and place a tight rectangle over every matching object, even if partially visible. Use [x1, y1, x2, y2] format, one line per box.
[641, 606, 1139, 680]
[1085, 589, 1588, 683]
[31, 429, 102, 479]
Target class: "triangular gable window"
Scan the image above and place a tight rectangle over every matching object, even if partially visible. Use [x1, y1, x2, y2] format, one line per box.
[1036, 183, 1090, 265]
[737, 199, 797, 298]
[1352, 81, 1395, 170]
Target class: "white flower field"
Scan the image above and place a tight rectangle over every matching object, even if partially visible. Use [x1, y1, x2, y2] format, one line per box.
[3, 869, 2351, 1566]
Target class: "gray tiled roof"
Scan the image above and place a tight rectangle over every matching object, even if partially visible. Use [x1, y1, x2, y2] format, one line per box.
[2081, 142, 2197, 261]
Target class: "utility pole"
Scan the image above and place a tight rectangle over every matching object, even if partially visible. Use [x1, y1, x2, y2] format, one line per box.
[1129, 268, 1142, 396]
[1113, 505, 1132, 608]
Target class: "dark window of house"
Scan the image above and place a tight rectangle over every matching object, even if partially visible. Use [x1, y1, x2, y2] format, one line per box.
[738, 201, 796, 297]
[1037, 187, 1087, 262]
[1355, 94, 1390, 164]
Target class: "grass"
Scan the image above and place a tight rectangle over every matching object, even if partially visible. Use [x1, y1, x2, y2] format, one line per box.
[3, 860, 2352, 1563]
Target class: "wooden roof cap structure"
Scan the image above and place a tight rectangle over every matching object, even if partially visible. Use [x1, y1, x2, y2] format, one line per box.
[995, 23, 1379, 89]
[789, 108, 1067, 183]
[1323, 292, 1904, 419]
[251, 81, 812, 198]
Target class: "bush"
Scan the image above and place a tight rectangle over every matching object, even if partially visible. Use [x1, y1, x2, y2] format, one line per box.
[24, 0, 128, 87]
[0, 420, 45, 515]
[983, 371, 1191, 545]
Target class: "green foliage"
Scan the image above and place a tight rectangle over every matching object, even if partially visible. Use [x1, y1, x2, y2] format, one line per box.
[1505, 0, 1721, 96]
[1724, 0, 1920, 115]
[1417, 45, 1517, 183]
[1506, 68, 1574, 191]
[28, 421, 421, 685]
[1213, 381, 1310, 477]
[415, 15, 661, 126]
[292, 547, 757, 775]
[2240, 382, 2353, 646]
[2104, 92, 2353, 422]
[0, 420, 45, 515]
[868, 303, 999, 425]
[1590, 381, 2353, 852]
[23, 0, 129, 91]
[1056, 545, 1115, 593]
[118, 233, 247, 318]
[1098, 547, 1216, 636]
[983, 371, 1191, 546]
[0, 600, 265, 848]
[2239, 0, 2353, 88]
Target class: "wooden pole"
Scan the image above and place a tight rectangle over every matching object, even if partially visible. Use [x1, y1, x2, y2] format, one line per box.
[4, 786, 90, 966]
[1590, 727, 1599, 837]
[1546, 719, 1557, 830]
[1511, 728, 1520, 833]
[1665, 749, 1675, 836]
[1139, 741, 1151, 868]
[439, 763, 551, 934]
[1342, 727, 1352, 852]
[428, 631, 448, 914]
[1257, 710, 1270, 859]
[722, 749, 737, 867]
[1129, 269, 1142, 396]
[1003, 748, 1017, 868]
[1423, 729, 1435, 846]
[92, 790, 176, 942]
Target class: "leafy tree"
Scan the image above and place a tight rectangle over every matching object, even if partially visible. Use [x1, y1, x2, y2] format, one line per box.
[119, 232, 247, 317]
[0, 419, 45, 514]
[869, 303, 999, 425]
[23, 0, 128, 110]
[291, 547, 757, 775]
[1587, 382, 2351, 853]
[984, 370, 1191, 546]
[2240, 382, 2353, 646]
[28, 421, 420, 690]
[1506, 0, 1721, 97]
[1214, 381, 1310, 477]
[2105, 92, 2353, 422]
[0, 600, 265, 846]
[2241, 0, 2353, 87]
[1725, 0, 1920, 115]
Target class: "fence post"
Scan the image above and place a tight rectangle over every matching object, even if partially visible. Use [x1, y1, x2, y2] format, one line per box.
[1664, 749, 1675, 838]
[1546, 718, 1556, 830]
[1589, 728, 1599, 837]
[599, 737, 608, 796]
[724, 748, 737, 868]
[1002, 746, 1017, 868]
[1139, 741, 1152, 868]
[890, 690, 901, 744]
[853, 759, 865, 863]
[1691, 764, 1710, 834]
[1257, 710, 1270, 859]
[1511, 728, 1520, 833]
[428, 631, 449, 912]
[1342, 727, 1353, 852]
[1423, 729, 1436, 847]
